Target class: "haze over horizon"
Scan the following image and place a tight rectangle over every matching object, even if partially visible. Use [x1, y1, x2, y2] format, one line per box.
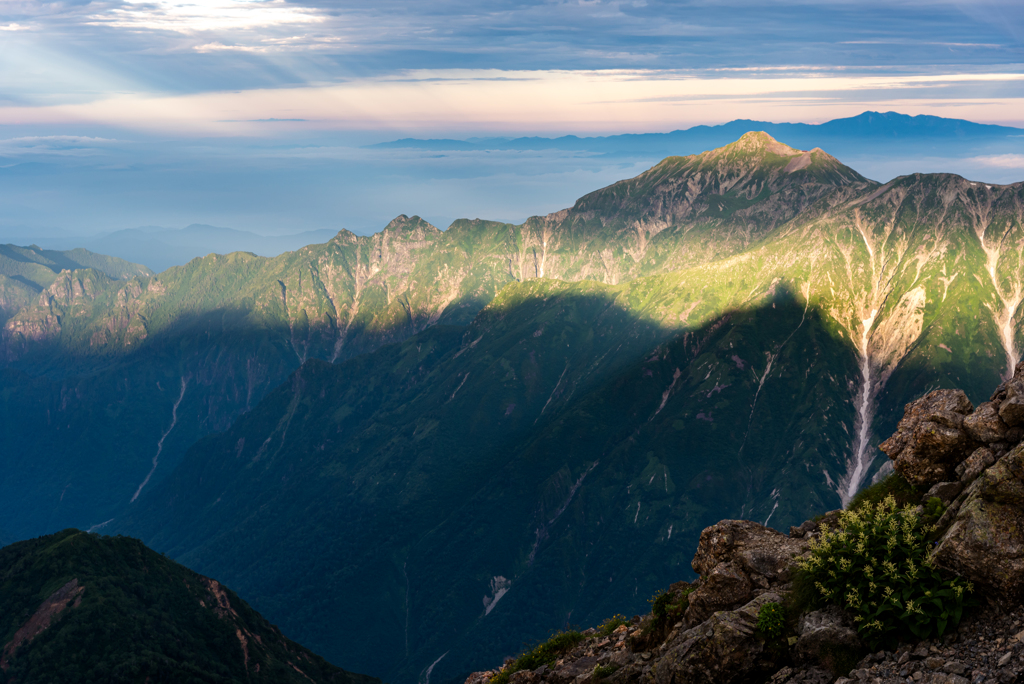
[1, 0, 1022, 240]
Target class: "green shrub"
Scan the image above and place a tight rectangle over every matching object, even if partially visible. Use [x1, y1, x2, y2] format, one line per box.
[923, 496, 946, 520]
[847, 473, 922, 514]
[756, 601, 786, 640]
[593, 664, 619, 679]
[797, 494, 973, 649]
[648, 587, 691, 626]
[489, 631, 585, 684]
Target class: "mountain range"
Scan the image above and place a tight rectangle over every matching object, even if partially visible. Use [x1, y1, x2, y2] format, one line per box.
[372, 111, 1024, 163]
[0, 225, 339, 275]
[2, 130, 1023, 683]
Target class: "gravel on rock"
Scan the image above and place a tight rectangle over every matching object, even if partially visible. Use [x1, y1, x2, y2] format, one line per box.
[776, 604, 1024, 684]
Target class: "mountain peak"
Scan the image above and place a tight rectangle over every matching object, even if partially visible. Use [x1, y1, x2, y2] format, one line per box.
[683, 132, 863, 183]
[383, 214, 440, 234]
[718, 131, 802, 157]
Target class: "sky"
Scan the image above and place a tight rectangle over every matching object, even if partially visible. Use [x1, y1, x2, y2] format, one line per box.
[0, 0, 1022, 243]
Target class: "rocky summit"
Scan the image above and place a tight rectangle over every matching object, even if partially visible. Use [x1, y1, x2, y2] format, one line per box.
[463, 364, 1024, 684]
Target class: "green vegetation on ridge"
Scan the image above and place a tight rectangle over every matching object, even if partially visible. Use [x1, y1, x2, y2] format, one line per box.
[0, 530, 378, 684]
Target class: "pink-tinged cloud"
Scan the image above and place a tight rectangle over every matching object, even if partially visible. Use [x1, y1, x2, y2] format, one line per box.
[2, 69, 1024, 136]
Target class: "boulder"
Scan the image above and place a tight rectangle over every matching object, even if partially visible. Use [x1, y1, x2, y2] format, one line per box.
[464, 671, 498, 684]
[793, 607, 863, 674]
[924, 481, 964, 505]
[932, 443, 1024, 600]
[878, 389, 976, 487]
[963, 402, 1009, 443]
[687, 520, 807, 623]
[691, 520, 808, 581]
[955, 447, 996, 484]
[651, 591, 785, 684]
[999, 396, 1024, 427]
[545, 656, 599, 684]
[685, 561, 753, 624]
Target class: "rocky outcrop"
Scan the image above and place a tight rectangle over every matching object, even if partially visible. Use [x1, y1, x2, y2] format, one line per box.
[878, 366, 1024, 490]
[651, 591, 785, 684]
[686, 520, 807, 623]
[464, 521, 809, 684]
[878, 389, 976, 487]
[932, 443, 1024, 600]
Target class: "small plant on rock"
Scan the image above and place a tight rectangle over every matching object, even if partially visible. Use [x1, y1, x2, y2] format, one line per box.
[797, 494, 973, 650]
[756, 601, 786, 640]
[488, 630, 585, 684]
[648, 586, 691, 626]
[923, 496, 946, 520]
[597, 614, 629, 637]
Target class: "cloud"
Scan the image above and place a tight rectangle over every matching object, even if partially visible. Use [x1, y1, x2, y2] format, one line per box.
[2, 69, 1022, 135]
[967, 154, 1024, 169]
[0, 135, 124, 157]
[0, 0, 1021, 134]
[88, 0, 326, 33]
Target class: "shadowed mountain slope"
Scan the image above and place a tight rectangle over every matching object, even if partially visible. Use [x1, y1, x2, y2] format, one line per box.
[114, 184, 1024, 680]
[114, 282, 859, 682]
[0, 530, 379, 684]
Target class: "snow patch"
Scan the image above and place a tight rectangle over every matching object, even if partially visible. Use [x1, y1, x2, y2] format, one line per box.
[483, 576, 512, 616]
[131, 376, 189, 503]
[653, 368, 682, 417]
[422, 651, 449, 684]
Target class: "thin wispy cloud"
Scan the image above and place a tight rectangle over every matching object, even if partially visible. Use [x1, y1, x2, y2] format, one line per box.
[2, 68, 1022, 135]
[88, 0, 326, 33]
[968, 154, 1024, 169]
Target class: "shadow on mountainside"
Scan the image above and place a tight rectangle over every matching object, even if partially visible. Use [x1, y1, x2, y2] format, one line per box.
[2, 267, 1006, 682]
[110, 283, 878, 684]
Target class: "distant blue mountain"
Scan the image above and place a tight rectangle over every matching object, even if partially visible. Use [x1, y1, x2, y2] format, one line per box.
[0, 224, 341, 274]
[371, 111, 1024, 158]
[37, 224, 340, 274]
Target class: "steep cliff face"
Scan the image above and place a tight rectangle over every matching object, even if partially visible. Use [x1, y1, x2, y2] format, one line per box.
[0, 245, 150, 327]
